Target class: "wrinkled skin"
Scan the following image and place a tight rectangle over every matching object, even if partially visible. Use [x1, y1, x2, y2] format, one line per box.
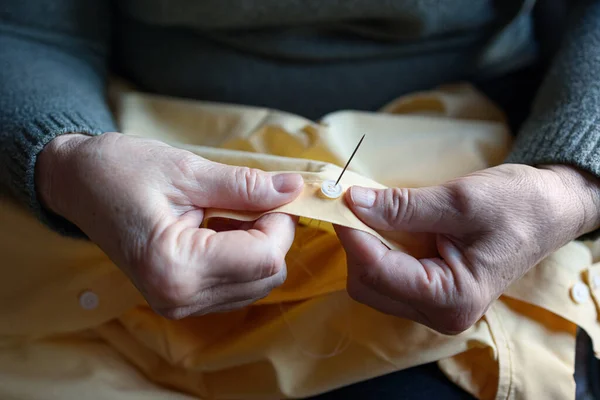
[36, 132, 304, 319]
[36, 132, 600, 333]
[336, 164, 600, 334]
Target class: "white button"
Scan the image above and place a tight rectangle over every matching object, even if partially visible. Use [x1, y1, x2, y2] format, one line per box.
[79, 290, 99, 310]
[570, 282, 590, 304]
[320, 180, 343, 199]
[592, 275, 600, 289]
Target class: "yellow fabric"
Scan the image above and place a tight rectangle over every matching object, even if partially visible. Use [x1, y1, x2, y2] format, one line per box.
[1, 83, 599, 399]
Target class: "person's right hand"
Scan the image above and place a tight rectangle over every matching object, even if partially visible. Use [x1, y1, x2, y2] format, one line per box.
[36, 132, 304, 319]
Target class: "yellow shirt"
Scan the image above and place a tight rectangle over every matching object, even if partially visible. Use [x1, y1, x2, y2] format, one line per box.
[0, 83, 598, 400]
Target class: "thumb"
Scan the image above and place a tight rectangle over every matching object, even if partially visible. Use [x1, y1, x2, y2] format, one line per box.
[191, 162, 304, 211]
[345, 185, 460, 233]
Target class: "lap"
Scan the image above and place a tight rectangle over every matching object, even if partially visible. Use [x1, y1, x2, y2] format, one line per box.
[0, 332, 474, 400]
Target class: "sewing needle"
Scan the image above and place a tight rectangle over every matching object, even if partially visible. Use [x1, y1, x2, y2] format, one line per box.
[335, 134, 365, 186]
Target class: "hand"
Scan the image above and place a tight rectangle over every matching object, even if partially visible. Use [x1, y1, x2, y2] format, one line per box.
[335, 164, 600, 334]
[36, 132, 304, 318]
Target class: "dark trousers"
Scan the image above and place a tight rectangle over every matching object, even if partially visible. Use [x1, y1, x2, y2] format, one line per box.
[307, 363, 475, 400]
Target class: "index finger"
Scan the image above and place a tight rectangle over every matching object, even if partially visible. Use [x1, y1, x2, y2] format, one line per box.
[195, 212, 297, 282]
[336, 226, 482, 330]
[335, 225, 474, 302]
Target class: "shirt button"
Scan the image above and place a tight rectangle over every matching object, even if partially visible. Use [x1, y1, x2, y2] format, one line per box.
[570, 282, 590, 304]
[79, 290, 99, 310]
[320, 180, 343, 199]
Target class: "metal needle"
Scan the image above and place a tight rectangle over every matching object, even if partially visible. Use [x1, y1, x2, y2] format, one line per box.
[335, 134, 365, 186]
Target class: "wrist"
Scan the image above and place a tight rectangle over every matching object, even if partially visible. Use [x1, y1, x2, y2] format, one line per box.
[540, 164, 600, 237]
[35, 133, 92, 219]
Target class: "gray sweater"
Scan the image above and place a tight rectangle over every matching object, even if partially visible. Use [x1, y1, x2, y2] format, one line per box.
[0, 0, 599, 236]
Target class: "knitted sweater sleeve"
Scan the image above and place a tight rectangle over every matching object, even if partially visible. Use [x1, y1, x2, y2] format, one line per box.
[0, 0, 117, 236]
[507, 0, 600, 181]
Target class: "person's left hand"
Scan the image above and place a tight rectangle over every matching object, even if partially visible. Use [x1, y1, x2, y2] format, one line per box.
[334, 164, 600, 334]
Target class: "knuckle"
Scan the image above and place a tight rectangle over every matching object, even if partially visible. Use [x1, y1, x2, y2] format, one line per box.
[357, 263, 383, 292]
[261, 246, 285, 279]
[438, 315, 474, 335]
[384, 188, 403, 225]
[155, 268, 195, 306]
[381, 188, 410, 228]
[155, 306, 190, 321]
[236, 167, 266, 203]
[272, 263, 288, 286]
[435, 293, 487, 335]
[446, 181, 478, 218]
[138, 246, 197, 309]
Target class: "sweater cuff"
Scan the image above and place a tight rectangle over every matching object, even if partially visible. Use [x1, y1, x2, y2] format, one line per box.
[506, 112, 600, 240]
[6, 111, 109, 238]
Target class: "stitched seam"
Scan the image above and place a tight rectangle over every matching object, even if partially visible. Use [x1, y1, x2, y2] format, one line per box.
[486, 304, 514, 400]
[494, 305, 514, 400]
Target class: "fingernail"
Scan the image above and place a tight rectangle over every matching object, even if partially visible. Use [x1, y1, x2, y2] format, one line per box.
[349, 187, 376, 208]
[272, 173, 303, 193]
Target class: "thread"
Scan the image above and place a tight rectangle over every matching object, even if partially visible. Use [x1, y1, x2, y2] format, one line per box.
[296, 219, 325, 248]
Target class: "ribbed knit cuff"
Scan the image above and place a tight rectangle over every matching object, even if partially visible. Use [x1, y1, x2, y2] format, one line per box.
[6, 111, 110, 238]
[506, 113, 600, 240]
